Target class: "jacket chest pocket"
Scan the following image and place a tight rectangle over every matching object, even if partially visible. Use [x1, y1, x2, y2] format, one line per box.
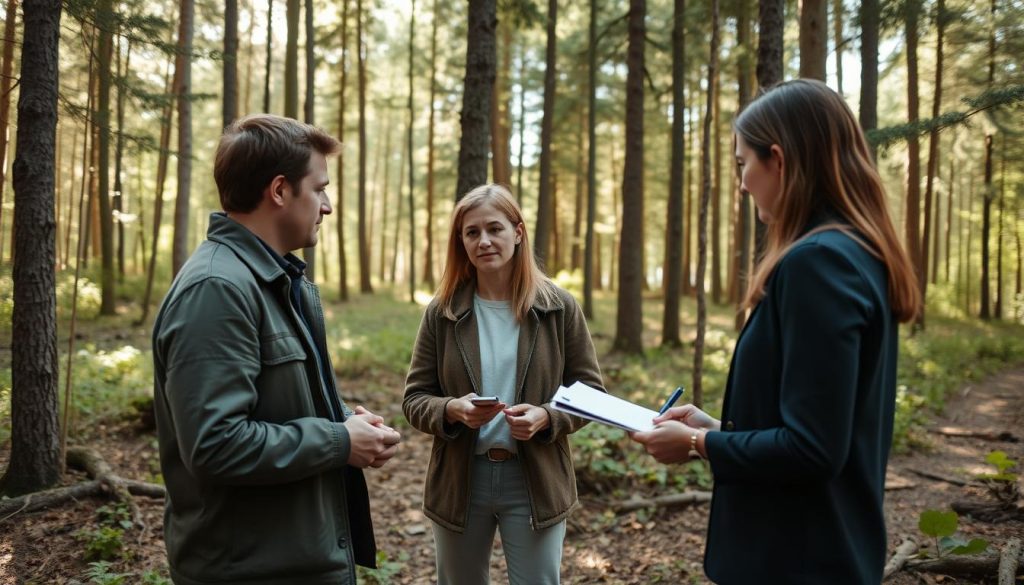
[260, 332, 308, 365]
[255, 333, 313, 420]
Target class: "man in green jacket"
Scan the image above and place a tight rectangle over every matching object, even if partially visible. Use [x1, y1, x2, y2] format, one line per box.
[153, 114, 401, 585]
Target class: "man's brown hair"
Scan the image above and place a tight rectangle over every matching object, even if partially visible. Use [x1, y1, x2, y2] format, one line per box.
[214, 114, 340, 213]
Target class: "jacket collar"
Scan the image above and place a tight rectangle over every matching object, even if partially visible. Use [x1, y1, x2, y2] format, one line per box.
[447, 279, 565, 320]
[205, 212, 291, 284]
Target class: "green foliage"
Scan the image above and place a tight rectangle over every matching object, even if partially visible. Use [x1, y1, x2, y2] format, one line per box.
[56, 273, 102, 322]
[917, 509, 990, 558]
[976, 451, 1020, 505]
[138, 570, 172, 585]
[892, 315, 1024, 453]
[356, 550, 408, 585]
[326, 291, 424, 377]
[77, 526, 126, 562]
[96, 504, 134, 530]
[61, 344, 154, 436]
[82, 561, 130, 585]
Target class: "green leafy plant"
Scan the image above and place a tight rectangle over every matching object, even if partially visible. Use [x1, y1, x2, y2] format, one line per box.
[356, 549, 408, 585]
[139, 569, 172, 585]
[975, 450, 1020, 506]
[82, 560, 129, 585]
[917, 509, 989, 558]
[96, 503, 134, 530]
[77, 526, 126, 561]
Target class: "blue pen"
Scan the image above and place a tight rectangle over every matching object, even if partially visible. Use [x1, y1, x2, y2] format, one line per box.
[658, 386, 685, 415]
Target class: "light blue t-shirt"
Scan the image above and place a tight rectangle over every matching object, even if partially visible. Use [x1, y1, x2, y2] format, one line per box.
[473, 294, 520, 454]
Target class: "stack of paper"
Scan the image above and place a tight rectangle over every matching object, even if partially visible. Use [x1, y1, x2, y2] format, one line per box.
[551, 381, 659, 432]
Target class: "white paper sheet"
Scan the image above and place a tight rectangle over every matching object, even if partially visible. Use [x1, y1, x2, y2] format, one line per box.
[551, 381, 659, 432]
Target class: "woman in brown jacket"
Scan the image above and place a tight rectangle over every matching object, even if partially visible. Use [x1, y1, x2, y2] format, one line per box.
[403, 184, 604, 585]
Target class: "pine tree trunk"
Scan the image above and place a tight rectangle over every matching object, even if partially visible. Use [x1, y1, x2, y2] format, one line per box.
[994, 139, 1005, 319]
[980, 0, 995, 319]
[113, 38, 129, 281]
[662, 0, 685, 346]
[710, 67, 721, 305]
[734, 0, 752, 331]
[583, 0, 599, 318]
[612, 0, 645, 356]
[0, 0, 19, 266]
[224, 0, 239, 127]
[905, 0, 923, 329]
[357, 0, 373, 292]
[754, 0, 782, 260]
[920, 0, 945, 324]
[534, 0, 557, 269]
[263, 0, 273, 112]
[454, 0, 496, 202]
[859, 0, 879, 157]
[490, 16, 511, 186]
[171, 0, 194, 276]
[799, 0, 827, 81]
[337, 0, 350, 301]
[301, 0, 316, 280]
[694, 0, 720, 409]
[571, 107, 584, 272]
[96, 0, 116, 315]
[0, 0, 62, 497]
[406, 0, 416, 302]
[833, 0, 843, 95]
[422, 0, 438, 289]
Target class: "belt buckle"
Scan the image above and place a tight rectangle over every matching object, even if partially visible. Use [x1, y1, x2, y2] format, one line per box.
[486, 448, 513, 462]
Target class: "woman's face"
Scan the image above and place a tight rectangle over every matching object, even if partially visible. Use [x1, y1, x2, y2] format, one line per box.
[460, 202, 523, 277]
[735, 134, 783, 223]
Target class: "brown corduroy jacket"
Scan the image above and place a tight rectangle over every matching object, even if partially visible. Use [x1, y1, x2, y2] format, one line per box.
[403, 282, 604, 532]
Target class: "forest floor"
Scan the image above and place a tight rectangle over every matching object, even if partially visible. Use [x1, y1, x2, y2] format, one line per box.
[1, 364, 1023, 584]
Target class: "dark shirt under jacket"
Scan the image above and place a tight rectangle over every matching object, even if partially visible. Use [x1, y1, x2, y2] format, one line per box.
[704, 227, 899, 584]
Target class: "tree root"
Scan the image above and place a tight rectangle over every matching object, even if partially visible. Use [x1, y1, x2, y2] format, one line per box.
[0, 446, 164, 525]
[613, 490, 712, 513]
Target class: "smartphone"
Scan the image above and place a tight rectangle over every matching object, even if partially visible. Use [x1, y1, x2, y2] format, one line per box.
[470, 396, 500, 406]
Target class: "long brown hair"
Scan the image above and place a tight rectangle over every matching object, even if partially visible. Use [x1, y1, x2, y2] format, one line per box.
[736, 79, 920, 322]
[436, 184, 559, 321]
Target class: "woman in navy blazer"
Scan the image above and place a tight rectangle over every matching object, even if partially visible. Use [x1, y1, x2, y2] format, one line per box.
[632, 79, 921, 584]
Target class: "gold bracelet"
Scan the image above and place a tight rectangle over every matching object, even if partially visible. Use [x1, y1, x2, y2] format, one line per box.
[690, 431, 704, 459]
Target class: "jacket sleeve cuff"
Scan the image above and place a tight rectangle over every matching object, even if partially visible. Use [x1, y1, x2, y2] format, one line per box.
[335, 423, 352, 466]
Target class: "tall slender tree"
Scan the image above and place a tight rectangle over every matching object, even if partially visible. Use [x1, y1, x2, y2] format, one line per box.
[490, 15, 512, 185]
[455, 0, 496, 201]
[919, 0, 946, 325]
[612, 0, 645, 355]
[224, 0, 239, 127]
[406, 0, 416, 302]
[662, 0, 686, 346]
[754, 0, 782, 259]
[799, 0, 827, 80]
[979, 0, 995, 319]
[0, 0, 62, 497]
[904, 0, 923, 328]
[422, 0, 439, 289]
[534, 0, 557, 267]
[0, 0, 19, 265]
[694, 0, 720, 408]
[336, 0, 350, 301]
[263, 0, 273, 112]
[859, 0, 879, 158]
[583, 0, 599, 318]
[171, 0, 194, 276]
[734, 0, 753, 331]
[357, 0, 372, 292]
[300, 0, 317, 280]
[96, 0, 116, 315]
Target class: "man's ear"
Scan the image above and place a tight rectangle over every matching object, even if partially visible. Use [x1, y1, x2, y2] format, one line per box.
[264, 175, 290, 208]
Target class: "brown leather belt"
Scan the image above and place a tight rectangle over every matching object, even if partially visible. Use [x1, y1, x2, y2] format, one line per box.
[485, 448, 517, 462]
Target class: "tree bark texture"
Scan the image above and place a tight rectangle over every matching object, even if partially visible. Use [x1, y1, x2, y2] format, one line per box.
[0, 0, 19, 265]
[583, 0, 598, 318]
[336, 0, 350, 300]
[799, 0, 827, 81]
[534, 0, 557, 268]
[454, 0, 496, 202]
[1, 0, 62, 497]
[612, 0, 646, 355]
[357, 0, 372, 292]
[859, 0, 879, 156]
[224, 0, 239, 127]
[96, 0, 116, 315]
[171, 0, 194, 276]
[662, 0, 685, 346]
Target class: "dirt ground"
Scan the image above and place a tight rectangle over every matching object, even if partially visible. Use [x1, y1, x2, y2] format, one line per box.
[1, 366, 1022, 585]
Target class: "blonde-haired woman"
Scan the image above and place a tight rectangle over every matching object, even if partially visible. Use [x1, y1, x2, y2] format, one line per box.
[631, 79, 921, 583]
[403, 184, 603, 585]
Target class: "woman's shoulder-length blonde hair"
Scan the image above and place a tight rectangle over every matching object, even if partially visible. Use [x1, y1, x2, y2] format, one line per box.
[435, 183, 559, 321]
[736, 78, 920, 323]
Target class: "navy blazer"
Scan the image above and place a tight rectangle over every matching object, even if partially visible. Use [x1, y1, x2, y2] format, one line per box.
[704, 228, 899, 584]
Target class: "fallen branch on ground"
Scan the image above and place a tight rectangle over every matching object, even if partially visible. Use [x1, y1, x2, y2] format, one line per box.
[905, 549, 1024, 579]
[905, 467, 970, 487]
[1000, 538, 1022, 585]
[929, 427, 1020, 443]
[883, 537, 918, 580]
[613, 490, 712, 513]
[952, 499, 1024, 523]
[0, 446, 165, 524]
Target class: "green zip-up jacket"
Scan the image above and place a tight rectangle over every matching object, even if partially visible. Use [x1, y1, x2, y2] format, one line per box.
[403, 282, 604, 532]
[153, 213, 374, 585]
